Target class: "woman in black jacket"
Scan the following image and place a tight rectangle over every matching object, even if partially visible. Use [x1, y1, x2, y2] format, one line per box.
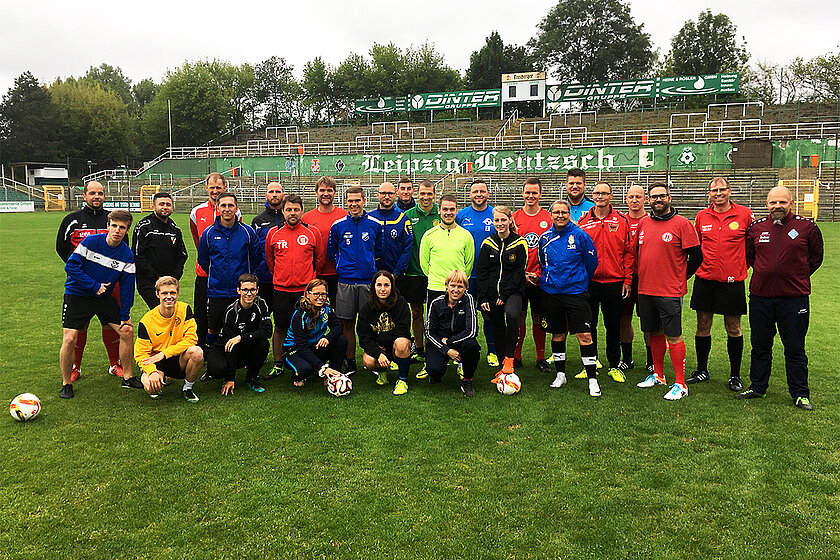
[477, 206, 528, 379]
[357, 270, 413, 395]
[426, 269, 480, 397]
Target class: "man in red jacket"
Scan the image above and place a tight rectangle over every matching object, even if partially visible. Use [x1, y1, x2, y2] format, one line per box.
[578, 181, 634, 382]
[265, 193, 325, 367]
[736, 186, 823, 410]
[687, 177, 754, 391]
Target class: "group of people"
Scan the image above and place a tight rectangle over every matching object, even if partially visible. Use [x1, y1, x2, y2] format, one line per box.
[56, 170, 824, 409]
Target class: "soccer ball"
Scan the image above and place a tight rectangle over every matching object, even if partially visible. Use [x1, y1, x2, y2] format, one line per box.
[10, 393, 41, 421]
[327, 374, 352, 397]
[496, 374, 521, 395]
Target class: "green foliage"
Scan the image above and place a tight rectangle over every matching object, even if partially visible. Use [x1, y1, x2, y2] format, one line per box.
[405, 42, 462, 95]
[0, 72, 61, 163]
[82, 63, 137, 113]
[49, 78, 137, 167]
[132, 78, 159, 111]
[669, 10, 749, 76]
[465, 31, 532, 90]
[368, 42, 409, 96]
[254, 56, 303, 127]
[529, 0, 655, 83]
[210, 61, 257, 131]
[141, 61, 232, 153]
[301, 57, 334, 124]
[789, 50, 840, 102]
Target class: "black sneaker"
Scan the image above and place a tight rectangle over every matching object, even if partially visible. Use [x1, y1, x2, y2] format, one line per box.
[199, 371, 213, 382]
[645, 363, 655, 374]
[794, 396, 814, 411]
[734, 389, 765, 400]
[686, 370, 710, 384]
[535, 359, 552, 374]
[121, 376, 143, 389]
[617, 359, 634, 372]
[728, 376, 744, 392]
[182, 388, 199, 403]
[345, 359, 357, 375]
[513, 358, 523, 368]
[460, 379, 476, 397]
[59, 383, 74, 399]
[428, 376, 442, 385]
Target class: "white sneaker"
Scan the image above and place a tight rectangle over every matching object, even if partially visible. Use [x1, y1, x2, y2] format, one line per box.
[637, 373, 666, 388]
[550, 372, 567, 388]
[588, 378, 601, 397]
[663, 383, 688, 400]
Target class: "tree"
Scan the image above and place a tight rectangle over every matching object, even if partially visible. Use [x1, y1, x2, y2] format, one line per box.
[789, 50, 840, 102]
[741, 61, 799, 105]
[405, 42, 462, 94]
[332, 53, 373, 118]
[210, 61, 257, 130]
[141, 61, 231, 154]
[302, 57, 335, 124]
[132, 78, 159, 111]
[368, 43, 408, 96]
[253, 56, 303, 127]
[50, 78, 137, 166]
[465, 31, 532, 90]
[669, 10, 749, 76]
[529, 0, 655, 83]
[0, 72, 61, 164]
[82, 63, 137, 112]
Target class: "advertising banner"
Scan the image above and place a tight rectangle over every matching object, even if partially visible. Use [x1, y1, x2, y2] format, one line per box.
[353, 96, 409, 114]
[0, 201, 35, 212]
[546, 73, 740, 103]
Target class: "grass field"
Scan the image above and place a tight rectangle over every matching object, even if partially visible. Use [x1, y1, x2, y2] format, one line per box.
[1, 212, 838, 560]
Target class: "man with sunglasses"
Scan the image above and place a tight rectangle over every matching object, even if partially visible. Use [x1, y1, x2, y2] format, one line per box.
[687, 177, 754, 391]
[635, 183, 702, 401]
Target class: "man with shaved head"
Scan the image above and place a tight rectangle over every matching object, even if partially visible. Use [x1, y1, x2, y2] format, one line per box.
[736, 186, 823, 410]
[370, 181, 413, 277]
[618, 185, 650, 373]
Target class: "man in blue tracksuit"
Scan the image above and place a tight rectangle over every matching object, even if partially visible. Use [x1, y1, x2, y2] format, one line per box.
[539, 200, 602, 397]
[565, 168, 595, 223]
[327, 186, 383, 372]
[198, 193, 262, 347]
[456, 179, 497, 365]
[369, 181, 413, 277]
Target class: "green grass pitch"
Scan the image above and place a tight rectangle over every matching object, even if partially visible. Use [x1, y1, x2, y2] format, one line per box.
[1, 212, 838, 559]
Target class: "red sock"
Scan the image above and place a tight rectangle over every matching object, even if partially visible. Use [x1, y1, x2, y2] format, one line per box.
[102, 328, 121, 367]
[74, 330, 87, 369]
[650, 334, 667, 383]
[668, 340, 687, 387]
[533, 322, 546, 361]
[514, 325, 526, 361]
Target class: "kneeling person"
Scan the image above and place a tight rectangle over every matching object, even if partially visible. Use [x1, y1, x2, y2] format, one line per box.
[135, 277, 204, 402]
[206, 274, 272, 395]
[426, 270, 481, 397]
[358, 271, 413, 395]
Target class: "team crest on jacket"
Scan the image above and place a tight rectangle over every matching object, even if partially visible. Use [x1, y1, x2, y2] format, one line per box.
[661, 232, 673, 242]
[390, 229, 398, 239]
[540, 221, 549, 229]
[297, 235, 309, 246]
[433, 219, 441, 226]
[508, 253, 516, 263]
[729, 221, 739, 230]
[361, 232, 370, 241]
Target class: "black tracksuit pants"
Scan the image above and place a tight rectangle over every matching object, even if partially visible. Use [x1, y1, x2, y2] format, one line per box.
[748, 295, 810, 399]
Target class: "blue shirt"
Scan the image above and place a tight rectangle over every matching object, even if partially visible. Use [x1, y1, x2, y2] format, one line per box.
[456, 205, 495, 278]
[568, 197, 595, 223]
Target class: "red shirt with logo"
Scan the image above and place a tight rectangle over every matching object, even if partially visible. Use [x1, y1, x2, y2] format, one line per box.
[636, 213, 700, 297]
[189, 201, 241, 277]
[513, 207, 552, 278]
[265, 222, 324, 292]
[578, 205, 635, 284]
[694, 202, 754, 283]
[302, 206, 347, 276]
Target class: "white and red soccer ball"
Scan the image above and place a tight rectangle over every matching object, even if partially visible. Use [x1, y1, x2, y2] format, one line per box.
[496, 374, 521, 395]
[327, 374, 352, 397]
[10, 393, 41, 421]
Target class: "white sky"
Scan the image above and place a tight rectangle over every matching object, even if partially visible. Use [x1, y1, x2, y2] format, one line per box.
[1, 0, 838, 97]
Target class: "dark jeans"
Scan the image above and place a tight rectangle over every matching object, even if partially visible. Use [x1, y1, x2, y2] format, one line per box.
[284, 334, 348, 382]
[206, 338, 270, 383]
[426, 338, 480, 381]
[589, 281, 624, 368]
[748, 295, 810, 399]
[489, 294, 523, 360]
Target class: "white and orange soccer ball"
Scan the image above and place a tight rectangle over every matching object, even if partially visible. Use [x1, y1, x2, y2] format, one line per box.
[327, 374, 352, 397]
[10, 393, 41, 421]
[496, 374, 521, 395]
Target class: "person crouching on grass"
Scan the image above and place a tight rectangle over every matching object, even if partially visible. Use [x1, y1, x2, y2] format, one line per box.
[205, 274, 272, 395]
[478, 206, 528, 382]
[283, 279, 347, 387]
[135, 276, 204, 402]
[357, 270, 413, 395]
[425, 269, 481, 397]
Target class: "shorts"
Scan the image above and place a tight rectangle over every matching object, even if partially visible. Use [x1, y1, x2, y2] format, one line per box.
[621, 276, 639, 315]
[690, 277, 747, 316]
[637, 295, 683, 337]
[318, 275, 339, 307]
[62, 294, 120, 330]
[335, 282, 370, 320]
[396, 275, 428, 305]
[522, 283, 543, 316]
[207, 297, 237, 332]
[273, 290, 305, 336]
[156, 355, 186, 379]
[258, 283, 275, 311]
[540, 292, 594, 334]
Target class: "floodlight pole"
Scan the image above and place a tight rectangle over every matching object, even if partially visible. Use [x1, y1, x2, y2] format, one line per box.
[168, 100, 173, 151]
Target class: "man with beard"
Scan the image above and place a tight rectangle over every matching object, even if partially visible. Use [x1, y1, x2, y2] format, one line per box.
[56, 181, 123, 380]
[369, 181, 413, 277]
[564, 168, 594, 223]
[132, 192, 189, 309]
[635, 183, 702, 401]
[302, 176, 347, 305]
[736, 186, 823, 410]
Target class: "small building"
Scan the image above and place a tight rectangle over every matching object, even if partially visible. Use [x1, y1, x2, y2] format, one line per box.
[9, 162, 69, 186]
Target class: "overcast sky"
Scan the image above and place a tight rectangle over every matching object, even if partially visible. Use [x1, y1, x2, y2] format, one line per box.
[2, 0, 838, 97]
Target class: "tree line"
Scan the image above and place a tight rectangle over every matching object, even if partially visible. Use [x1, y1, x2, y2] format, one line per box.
[1, 0, 838, 177]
